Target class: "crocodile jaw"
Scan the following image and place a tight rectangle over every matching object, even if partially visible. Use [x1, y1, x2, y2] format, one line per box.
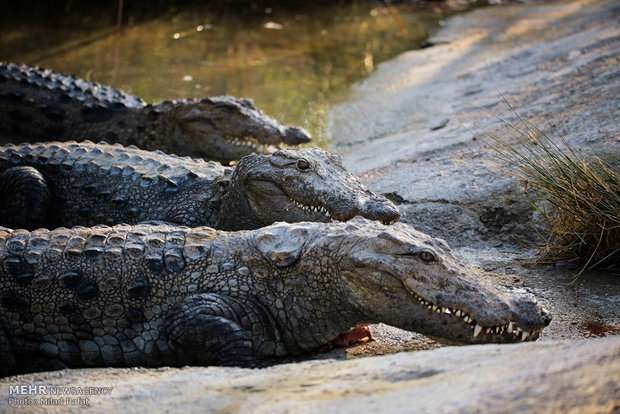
[246, 182, 333, 225]
[286, 199, 398, 225]
[403, 280, 550, 343]
[250, 184, 396, 226]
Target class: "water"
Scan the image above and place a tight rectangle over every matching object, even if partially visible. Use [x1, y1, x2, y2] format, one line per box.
[0, 2, 456, 147]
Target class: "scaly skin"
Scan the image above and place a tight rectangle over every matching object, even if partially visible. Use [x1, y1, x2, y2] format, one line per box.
[0, 141, 400, 230]
[0, 218, 551, 376]
[0, 62, 311, 163]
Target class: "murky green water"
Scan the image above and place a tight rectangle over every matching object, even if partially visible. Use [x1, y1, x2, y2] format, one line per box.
[0, 3, 455, 146]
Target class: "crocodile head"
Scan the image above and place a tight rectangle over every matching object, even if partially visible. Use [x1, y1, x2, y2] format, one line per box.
[295, 217, 551, 344]
[219, 148, 400, 230]
[166, 96, 311, 162]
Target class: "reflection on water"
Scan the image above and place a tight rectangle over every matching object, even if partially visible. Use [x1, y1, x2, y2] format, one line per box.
[0, 3, 453, 147]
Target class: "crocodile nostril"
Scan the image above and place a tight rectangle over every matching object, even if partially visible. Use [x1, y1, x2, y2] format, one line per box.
[541, 307, 552, 325]
[366, 198, 400, 224]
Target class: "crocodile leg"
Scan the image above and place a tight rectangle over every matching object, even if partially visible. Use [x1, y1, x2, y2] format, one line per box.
[0, 166, 50, 230]
[165, 293, 259, 366]
[1, 321, 68, 377]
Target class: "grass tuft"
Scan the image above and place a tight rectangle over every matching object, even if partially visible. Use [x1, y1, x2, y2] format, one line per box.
[483, 106, 619, 277]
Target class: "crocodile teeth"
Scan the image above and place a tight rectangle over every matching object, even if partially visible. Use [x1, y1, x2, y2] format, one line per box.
[292, 200, 330, 218]
[227, 136, 260, 149]
[406, 289, 537, 341]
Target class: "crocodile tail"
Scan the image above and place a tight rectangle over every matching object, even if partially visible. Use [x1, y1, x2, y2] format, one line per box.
[0, 166, 51, 230]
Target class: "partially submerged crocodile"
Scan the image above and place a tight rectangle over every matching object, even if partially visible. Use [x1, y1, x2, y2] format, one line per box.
[0, 141, 400, 230]
[0, 62, 311, 163]
[0, 218, 551, 375]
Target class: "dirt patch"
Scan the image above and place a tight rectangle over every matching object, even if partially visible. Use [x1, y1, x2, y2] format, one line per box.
[580, 321, 620, 338]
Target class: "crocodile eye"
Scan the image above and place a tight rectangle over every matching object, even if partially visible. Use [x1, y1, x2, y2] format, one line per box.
[296, 159, 311, 171]
[419, 251, 436, 263]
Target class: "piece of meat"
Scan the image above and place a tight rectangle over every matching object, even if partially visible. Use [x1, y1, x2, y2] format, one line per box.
[317, 325, 374, 353]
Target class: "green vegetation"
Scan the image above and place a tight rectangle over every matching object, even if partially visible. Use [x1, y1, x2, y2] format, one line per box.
[486, 111, 619, 276]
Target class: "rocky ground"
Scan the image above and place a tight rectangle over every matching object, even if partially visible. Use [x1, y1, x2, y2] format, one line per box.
[327, 0, 620, 353]
[1, 337, 618, 413]
[1, 0, 618, 411]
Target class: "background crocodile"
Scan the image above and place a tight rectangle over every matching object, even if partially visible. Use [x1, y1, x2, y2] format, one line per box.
[0, 218, 551, 376]
[0, 62, 311, 163]
[0, 141, 400, 230]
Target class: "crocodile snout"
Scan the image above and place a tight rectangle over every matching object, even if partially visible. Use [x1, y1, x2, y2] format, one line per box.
[360, 197, 401, 225]
[509, 295, 553, 335]
[283, 126, 312, 145]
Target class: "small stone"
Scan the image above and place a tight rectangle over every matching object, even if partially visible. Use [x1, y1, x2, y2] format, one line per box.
[430, 118, 450, 131]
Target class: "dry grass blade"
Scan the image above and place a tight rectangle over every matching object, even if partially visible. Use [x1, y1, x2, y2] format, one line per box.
[483, 108, 619, 277]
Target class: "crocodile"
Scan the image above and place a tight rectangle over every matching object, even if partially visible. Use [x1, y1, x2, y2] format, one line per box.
[0, 141, 400, 230]
[0, 218, 551, 376]
[0, 62, 311, 163]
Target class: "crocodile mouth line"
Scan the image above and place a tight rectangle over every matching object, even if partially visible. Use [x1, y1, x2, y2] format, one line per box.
[407, 289, 544, 341]
[287, 199, 396, 225]
[283, 196, 397, 225]
[289, 199, 332, 219]
[226, 136, 265, 152]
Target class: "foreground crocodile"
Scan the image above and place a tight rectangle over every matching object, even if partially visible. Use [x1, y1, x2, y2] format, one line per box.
[0, 62, 311, 163]
[0, 141, 399, 230]
[0, 218, 551, 375]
